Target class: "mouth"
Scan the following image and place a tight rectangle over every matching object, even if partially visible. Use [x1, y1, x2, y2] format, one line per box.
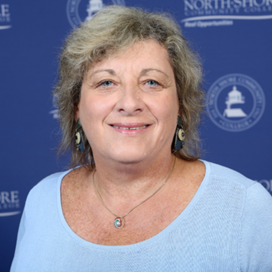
[109, 123, 151, 134]
[111, 125, 149, 130]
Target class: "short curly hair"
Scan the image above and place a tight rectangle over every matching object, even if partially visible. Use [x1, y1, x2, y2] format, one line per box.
[54, 5, 204, 170]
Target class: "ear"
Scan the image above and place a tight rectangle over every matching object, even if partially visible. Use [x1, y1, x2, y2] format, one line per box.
[75, 108, 80, 122]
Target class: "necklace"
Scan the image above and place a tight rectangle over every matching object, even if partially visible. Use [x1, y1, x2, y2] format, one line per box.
[92, 157, 176, 229]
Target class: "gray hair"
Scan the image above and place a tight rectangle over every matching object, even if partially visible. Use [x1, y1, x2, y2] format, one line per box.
[54, 5, 204, 170]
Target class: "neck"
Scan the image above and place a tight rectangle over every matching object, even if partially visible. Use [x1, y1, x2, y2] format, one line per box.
[91, 153, 176, 209]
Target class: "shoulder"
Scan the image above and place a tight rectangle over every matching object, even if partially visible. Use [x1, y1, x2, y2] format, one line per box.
[202, 160, 256, 189]
[201, 159, 272, 208]
[31, 170, 70, 192]
[26, 170, 72, 207]
[201, 160, 271, 213]
[202, 159, 272, 222]
[202, 161, 272, 255]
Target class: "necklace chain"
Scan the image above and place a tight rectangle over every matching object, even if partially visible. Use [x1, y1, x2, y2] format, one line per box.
[92, 157, 176, 228]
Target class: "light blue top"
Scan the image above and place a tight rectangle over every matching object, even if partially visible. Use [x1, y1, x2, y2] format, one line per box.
[11, 161, 272, 271]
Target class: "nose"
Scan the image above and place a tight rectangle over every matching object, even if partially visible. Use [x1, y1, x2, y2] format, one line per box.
[115, 84, 145, 115]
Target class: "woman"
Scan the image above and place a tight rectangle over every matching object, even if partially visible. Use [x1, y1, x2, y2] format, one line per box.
[11, 6, 272, 272]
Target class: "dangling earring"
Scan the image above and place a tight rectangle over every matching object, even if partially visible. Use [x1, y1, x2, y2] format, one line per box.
[75, 118, 85, 153]
[172, 116, 185, 151]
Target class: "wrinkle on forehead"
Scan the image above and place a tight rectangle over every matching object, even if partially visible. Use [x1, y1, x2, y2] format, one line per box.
[84, 39, 171, 76]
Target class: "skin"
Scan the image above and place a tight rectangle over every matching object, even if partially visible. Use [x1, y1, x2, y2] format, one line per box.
[61, 40, 205, 245]
[78, 40, 178, 169]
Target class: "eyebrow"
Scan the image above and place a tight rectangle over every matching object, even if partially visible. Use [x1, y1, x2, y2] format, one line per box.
[89, 69, 116, 77]
[140, 68, 169, 78]
[88, 68, 169, 78]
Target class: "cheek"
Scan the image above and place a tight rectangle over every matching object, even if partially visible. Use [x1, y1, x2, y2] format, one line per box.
[152, 95, 178, 145]
[162, 95, 179, 140]
[80, 98, 95, 117]
[152, 93, 179, 121]
[79, 94, 112, 123]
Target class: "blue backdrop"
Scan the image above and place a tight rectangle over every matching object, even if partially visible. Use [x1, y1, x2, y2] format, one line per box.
[1, 0, 271, 270]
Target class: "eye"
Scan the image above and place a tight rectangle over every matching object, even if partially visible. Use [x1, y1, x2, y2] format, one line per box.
[146, 80, 159, 86]
[97, 80, 114, 88]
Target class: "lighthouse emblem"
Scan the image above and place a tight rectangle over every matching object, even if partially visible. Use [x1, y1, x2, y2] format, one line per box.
[86, 0, 103, 21]
[206, 74, 265, 132]
[67, 0, 126, 28]
[223, 86, 247, 118]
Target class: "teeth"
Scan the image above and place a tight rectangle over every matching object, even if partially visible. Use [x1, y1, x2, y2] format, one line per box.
[112, 125, 147, 130]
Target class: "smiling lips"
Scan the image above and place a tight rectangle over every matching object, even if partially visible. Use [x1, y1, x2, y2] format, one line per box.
[112, 125, 148, 130]
[110, 124, 150, 133]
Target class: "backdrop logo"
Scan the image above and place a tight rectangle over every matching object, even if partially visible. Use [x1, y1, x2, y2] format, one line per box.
[0, 4, 11, 30]
[50, 94, 60, 119]
[206, 74, 265, 132]
[0, 191, 20, 217]
[182, 0, 272, 28]
[67, 0, 126, 28]
[258, 179, 272, 195]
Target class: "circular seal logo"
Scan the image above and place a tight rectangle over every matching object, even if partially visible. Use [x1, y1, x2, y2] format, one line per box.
[67, 0, 126, 28]
[206, 74, 265, 132]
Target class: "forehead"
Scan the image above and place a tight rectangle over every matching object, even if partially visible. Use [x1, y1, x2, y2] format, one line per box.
[86, 40, 173, 75]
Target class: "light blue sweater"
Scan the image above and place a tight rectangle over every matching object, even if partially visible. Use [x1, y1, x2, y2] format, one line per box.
[11, 161, 272, 271]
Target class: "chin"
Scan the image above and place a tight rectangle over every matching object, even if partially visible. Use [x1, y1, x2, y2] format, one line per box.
[109, 150, 149, 165]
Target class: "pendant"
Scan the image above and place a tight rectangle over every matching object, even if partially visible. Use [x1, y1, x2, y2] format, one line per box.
[114, 217, 125, 229]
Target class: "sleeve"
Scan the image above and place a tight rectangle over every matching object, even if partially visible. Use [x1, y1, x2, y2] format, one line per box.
[10, 208, 26, 272]
[240, 183, 272, 272]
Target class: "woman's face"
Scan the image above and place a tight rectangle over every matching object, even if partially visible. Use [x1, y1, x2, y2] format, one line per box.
[77, 40, 179, 165]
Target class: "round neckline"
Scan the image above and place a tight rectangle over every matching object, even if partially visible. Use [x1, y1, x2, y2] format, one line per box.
[57, 160, 211, 251]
